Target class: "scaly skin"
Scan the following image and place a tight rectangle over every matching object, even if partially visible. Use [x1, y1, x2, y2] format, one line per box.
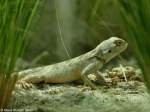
[17, 37, 128, 89]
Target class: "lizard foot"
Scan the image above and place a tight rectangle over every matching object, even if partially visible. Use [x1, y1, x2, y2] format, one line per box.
[80, 73, 98, 90]
[45, 88, 65, 94]
[82, 77, 99, 90]
[17, 80, 34, 90]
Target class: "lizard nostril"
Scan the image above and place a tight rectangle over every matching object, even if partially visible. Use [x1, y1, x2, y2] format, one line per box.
[108, 50, 112, 53]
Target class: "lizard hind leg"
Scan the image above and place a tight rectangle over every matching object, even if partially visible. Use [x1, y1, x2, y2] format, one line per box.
[22, 74, 45, 83]
[17, 74, 45, 89]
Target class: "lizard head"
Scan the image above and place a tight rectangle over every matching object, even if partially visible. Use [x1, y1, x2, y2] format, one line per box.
[95, 37, 128, 63]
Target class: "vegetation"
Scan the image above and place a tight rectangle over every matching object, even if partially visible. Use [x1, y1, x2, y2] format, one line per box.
[0, 0, 149, 111]
[116, 0, 150, 92]
[0, 0, 40, 108]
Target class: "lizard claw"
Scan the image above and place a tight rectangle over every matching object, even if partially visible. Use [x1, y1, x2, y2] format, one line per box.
[17, 80, 34, 90]
[83, 80, 99, 90]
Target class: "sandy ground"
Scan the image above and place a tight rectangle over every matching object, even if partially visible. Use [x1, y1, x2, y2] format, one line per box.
[8, 66, 150, 112]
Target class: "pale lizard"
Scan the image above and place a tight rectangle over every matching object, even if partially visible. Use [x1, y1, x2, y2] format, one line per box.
[17, 37, 128, 89]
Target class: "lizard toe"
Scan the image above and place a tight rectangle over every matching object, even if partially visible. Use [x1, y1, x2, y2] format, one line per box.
[17, 80, 34, 90]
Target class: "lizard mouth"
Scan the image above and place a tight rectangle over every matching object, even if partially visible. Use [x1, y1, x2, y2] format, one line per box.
[94, 56, 106, 64]
[100, 58, 106, 64]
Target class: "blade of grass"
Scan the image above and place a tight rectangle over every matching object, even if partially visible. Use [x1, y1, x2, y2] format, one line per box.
[115, 0, 150, 92]
[0, 0, 40, 108]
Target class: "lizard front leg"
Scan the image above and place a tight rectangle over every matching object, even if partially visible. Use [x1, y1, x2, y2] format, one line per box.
[81, 61, 102, 89]
[94, 71, 107, 85]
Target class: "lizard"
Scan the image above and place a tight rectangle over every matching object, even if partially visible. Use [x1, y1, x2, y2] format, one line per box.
[17, 37, 128, 89]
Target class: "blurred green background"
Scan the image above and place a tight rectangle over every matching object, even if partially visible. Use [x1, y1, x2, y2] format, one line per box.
[24, 0, 127, 66]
